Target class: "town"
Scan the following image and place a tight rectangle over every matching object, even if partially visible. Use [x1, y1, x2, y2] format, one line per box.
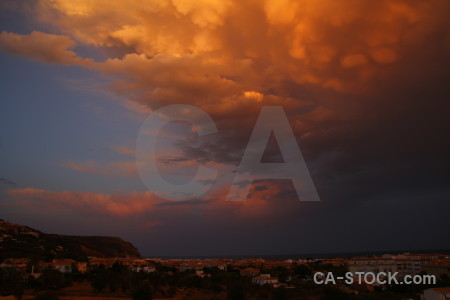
[1, 252, 449, 300]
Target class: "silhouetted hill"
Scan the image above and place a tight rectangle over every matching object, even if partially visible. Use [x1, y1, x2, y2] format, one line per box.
[0, 219, 140, 261]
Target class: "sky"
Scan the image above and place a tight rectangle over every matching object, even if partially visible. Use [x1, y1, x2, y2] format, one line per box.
[0, 0, 449, 257]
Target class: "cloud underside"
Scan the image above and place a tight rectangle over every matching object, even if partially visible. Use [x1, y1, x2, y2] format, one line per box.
[6, 180, 300, 222]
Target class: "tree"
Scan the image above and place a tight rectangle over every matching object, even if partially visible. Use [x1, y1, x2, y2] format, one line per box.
[107, 271, 122, 292]
[273, 266, 289, 283]
[168, 286, 177, 297]
[0, 269, 27, 300]
[33, 290, 59, 300]
[294, 264, 312, 279]
[272, 288, 287, 300]
[227, 284, 245, 300]
[132, 282, 153, 300]
[40, 268, 66, 290]
[320, 286, 351, 300]
[111, 261, 125, 273]
[91, 271, 107, 292]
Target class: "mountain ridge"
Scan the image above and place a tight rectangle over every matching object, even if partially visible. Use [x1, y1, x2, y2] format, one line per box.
[0, 219, 141, 261]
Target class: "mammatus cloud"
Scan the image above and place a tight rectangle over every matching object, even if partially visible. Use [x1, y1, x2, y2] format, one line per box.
[2, 0, 448, 91]
[1, 0, 448, 142]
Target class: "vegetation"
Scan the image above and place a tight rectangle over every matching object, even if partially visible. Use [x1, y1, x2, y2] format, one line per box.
[33, 290, 59, 300]
[0, 261, 449, 300]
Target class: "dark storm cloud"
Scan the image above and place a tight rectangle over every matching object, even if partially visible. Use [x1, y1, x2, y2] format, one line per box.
[155, 198, 212, 207]
[0, 177, 16, 186]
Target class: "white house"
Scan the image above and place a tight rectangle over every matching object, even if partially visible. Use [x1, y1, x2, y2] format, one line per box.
[252, 274, 278, 286]
[132, 260, 156, 273]
[39, 259, 75, 273]
[347, 258, 398, 274]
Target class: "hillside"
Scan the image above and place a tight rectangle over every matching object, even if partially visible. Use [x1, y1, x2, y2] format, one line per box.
[0, 219, 141, 261]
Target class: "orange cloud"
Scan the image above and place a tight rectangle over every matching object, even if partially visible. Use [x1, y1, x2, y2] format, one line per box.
[6, 188, 157, 217]
[112, 145, 136, 157]
[1, 0, 449, 221]
[1, 0, 447, 96]
[341, 54, 368, 68]
[0, 31, 92, 66]
[6, 180, 300, 222]
[243, 91, 264, 102]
